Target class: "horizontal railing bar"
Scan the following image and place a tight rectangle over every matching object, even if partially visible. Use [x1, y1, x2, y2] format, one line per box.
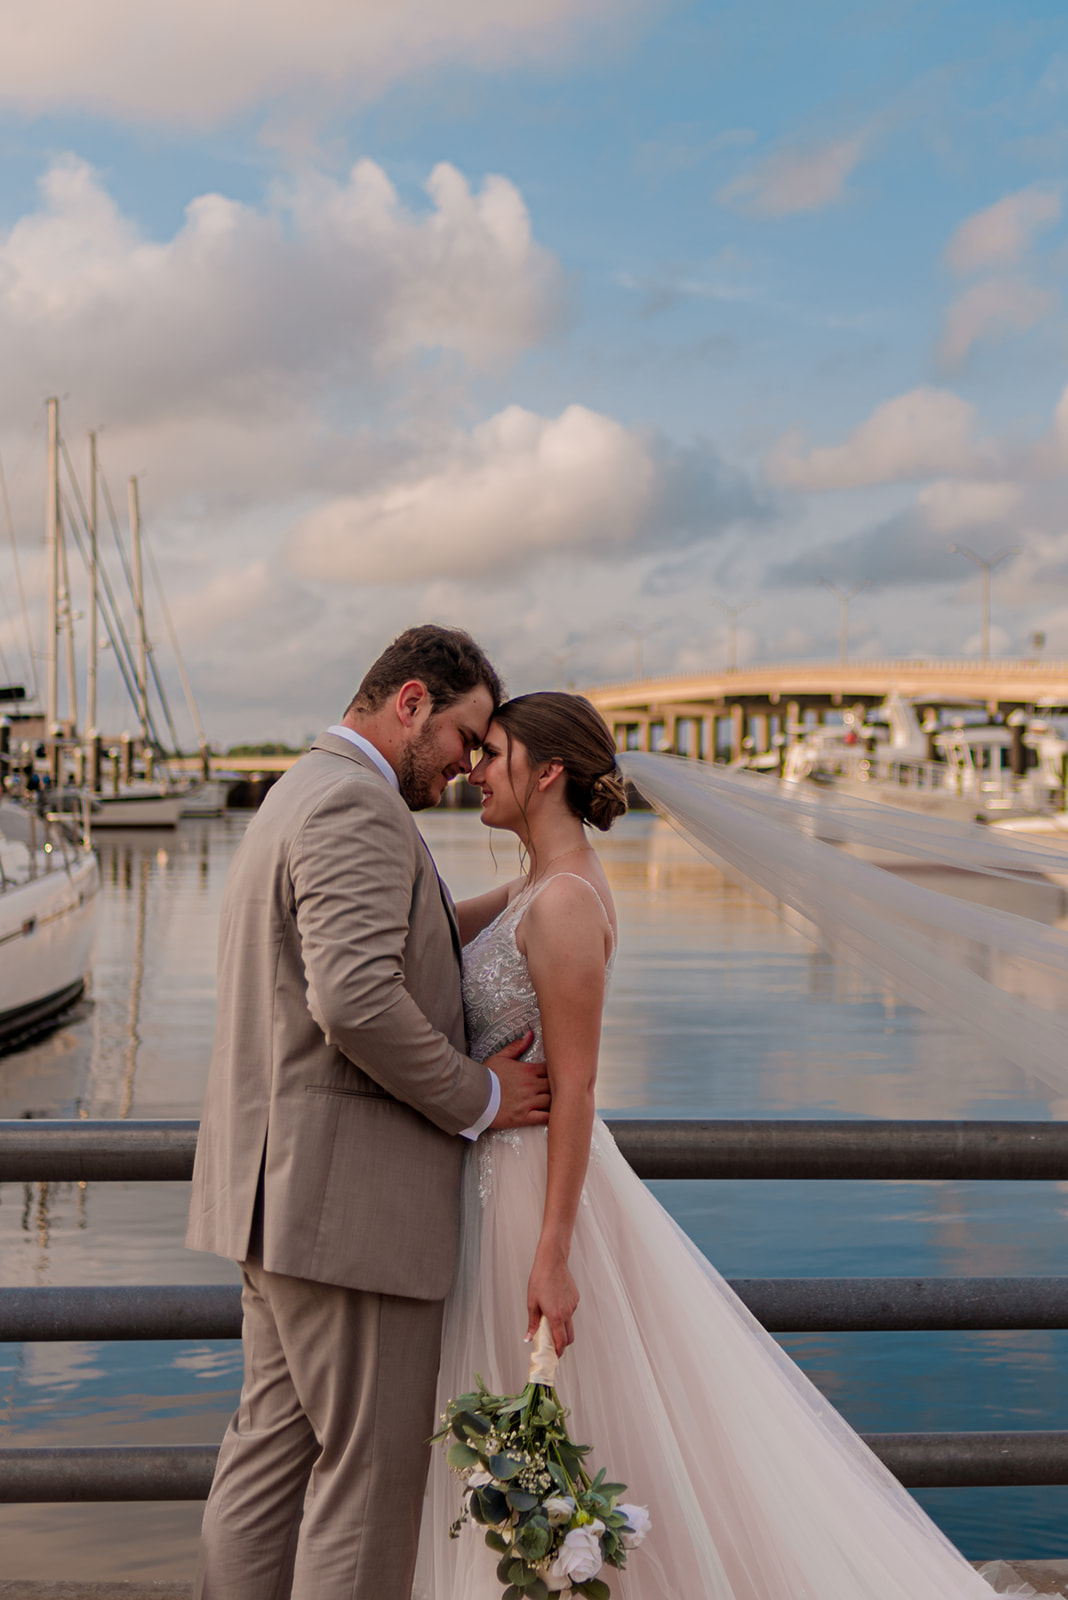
[0, 1446, 216, 1503]
[3, 1433, 1068, 1501]
[610, 1120, 1068, 1181]
[735, 1276, 1068, 1332]
[0, 1285, 241, 1342]
[5, 1119, 1068, 1183]
[0, 1121, 199, 1182]
[871, 1432, 1068, 1489]
[8, 1277, 1068, 1342]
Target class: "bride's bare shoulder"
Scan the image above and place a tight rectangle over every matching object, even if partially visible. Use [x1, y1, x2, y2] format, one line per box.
[518, 870, 616, 956]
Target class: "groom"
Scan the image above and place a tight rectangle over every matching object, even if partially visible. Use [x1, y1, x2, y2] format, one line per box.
[187, 625, 550, 1600]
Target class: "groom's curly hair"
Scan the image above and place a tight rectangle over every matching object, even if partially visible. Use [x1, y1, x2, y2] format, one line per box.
[345, 624, 503, 716]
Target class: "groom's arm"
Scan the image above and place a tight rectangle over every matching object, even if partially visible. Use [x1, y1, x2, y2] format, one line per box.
[292, 774, 492, 1137]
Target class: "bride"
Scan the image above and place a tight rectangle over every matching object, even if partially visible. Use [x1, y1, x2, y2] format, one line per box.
[413, 690, 1022, 1600]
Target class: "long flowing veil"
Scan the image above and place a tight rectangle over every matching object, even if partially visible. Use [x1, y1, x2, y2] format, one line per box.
[618, 752, 1068, 1095]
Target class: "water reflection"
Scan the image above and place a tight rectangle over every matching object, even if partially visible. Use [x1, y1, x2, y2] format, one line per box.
[0, 810, 1067, 1576]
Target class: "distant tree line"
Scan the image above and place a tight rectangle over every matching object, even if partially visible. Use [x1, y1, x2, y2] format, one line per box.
[225, 741, 303, 756]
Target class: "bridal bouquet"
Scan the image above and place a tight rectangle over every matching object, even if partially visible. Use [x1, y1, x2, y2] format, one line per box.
[433, 1320, 649, 1599]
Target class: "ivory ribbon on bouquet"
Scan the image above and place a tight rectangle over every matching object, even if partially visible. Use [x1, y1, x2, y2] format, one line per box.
[528, 1316, 560, 1385]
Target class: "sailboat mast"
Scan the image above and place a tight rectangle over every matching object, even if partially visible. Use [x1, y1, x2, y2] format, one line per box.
[127, 475, 149, 751]
[86, 432, 100, 790]
[45, 398, 60, 776]
[58, 507, 78, 736]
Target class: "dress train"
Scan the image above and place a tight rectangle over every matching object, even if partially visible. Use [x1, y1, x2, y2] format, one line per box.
[414, 1117, 1013, 1599]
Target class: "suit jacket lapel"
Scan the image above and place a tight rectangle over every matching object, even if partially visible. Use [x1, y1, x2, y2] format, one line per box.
[311, 731, 464, 963]
[419, 835, 463, 963]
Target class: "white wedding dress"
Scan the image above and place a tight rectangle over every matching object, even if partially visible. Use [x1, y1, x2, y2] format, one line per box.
[412, 875, 1020, 1599]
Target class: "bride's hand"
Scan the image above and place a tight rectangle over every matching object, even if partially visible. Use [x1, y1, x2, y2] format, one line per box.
[527, 1249, 579, 1357]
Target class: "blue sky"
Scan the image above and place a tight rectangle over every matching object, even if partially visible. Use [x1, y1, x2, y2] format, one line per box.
[1, 0, 1067, 741]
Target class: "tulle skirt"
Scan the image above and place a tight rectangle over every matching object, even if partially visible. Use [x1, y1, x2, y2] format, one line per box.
[413, 1119, 1014, 1599]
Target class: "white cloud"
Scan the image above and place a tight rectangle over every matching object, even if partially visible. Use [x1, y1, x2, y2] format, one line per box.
[915, 478, 1023, 533]
[937, 276, 1052, 370]
[0, 0, 635, 127]
[719, 134, 865, 217]
[765, 387, 999, 491]
[287, 405, 657, 583]
[944, 186, 1061, 277]
[0, 155, 562, 440]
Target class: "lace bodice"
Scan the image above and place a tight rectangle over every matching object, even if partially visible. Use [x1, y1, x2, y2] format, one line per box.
[462, 873, 614, 1063]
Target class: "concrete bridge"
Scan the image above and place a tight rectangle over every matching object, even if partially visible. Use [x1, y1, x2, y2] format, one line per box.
[584, 657, 1068, 761]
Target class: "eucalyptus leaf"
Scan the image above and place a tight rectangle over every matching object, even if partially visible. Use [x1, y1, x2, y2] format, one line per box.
[489, 1453, 523, 1480]
[446, 1441, 480, 1471]
[484, 1528, 510, 1553]
[478, 1486, 509, 1524]
[515, 1520, 551, 1561]
[575, 1582, 611, 1600]
[506, 1489, 538, 1511]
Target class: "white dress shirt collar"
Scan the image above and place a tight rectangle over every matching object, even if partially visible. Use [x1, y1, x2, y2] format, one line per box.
[326, 725, 399, 791]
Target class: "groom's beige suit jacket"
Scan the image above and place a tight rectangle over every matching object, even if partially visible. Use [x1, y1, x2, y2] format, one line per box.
[186, 732, 492, 1301]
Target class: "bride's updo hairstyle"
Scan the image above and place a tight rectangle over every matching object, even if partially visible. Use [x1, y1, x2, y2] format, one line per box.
[493, 692, 627, 832]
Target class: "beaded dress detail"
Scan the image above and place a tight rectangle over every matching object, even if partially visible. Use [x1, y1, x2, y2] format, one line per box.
[462, 872, 613, 1064]
[461, 874, 613, 1206]
[414, 878, 1021, 1600]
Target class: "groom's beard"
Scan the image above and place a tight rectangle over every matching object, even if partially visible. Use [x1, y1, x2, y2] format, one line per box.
[397, 720, 452, 811]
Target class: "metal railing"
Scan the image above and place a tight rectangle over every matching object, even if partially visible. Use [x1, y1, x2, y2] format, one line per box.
[4, 1118, 1068, 1498]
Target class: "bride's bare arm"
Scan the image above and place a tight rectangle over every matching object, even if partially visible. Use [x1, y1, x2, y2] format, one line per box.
[520, 877, 612, 1355]
[456, 877, 525, 946]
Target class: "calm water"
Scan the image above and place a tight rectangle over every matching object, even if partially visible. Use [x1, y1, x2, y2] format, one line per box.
[1, 810, 1067, 1579]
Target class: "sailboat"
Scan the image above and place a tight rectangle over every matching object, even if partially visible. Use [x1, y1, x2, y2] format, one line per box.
[80, 447, 182, 828]
[0, 398, 101, 1047]
[0, 798, 99, 1048]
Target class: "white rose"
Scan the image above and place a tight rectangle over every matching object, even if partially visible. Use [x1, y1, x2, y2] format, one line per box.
[467, 1470, 494, 1488]
[543, 1495, 575, 1526]
[549, 1525, 603, 1585]
[617, 1503, 651, 1549]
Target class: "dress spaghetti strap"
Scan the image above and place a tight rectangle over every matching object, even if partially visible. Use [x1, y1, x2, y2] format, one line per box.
[522, 871, 616, 953]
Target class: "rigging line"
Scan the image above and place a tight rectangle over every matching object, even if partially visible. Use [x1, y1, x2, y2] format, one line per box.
[57, 486, 149, 743]
[57, 453, 144, 728]
[143, 529, 205, 750]
[58, 441, 169, 750]
[56, 499, 79, 731]
[94, 460, 181, 754]
[97, 465, 136, 600]
[62, 487, 164, 754]
[0, 583, 16, 686]
[0, 450, 40, 702]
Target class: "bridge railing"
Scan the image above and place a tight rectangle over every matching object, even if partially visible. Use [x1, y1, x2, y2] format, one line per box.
[4, 1118, 1068, 1498]
[587, 656, 1068, 694]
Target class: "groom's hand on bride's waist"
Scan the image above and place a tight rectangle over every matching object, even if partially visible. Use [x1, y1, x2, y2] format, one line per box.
[487, 1032, 551, 1129]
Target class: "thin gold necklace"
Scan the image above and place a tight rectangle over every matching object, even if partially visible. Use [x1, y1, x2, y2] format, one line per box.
[529, 842, 594, 881]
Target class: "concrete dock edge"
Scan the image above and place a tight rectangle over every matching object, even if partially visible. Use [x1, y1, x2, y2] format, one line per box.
[1, 1568, 1067, 1599]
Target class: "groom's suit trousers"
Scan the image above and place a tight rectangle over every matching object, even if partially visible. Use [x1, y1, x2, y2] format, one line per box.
[195, 1254, 444, 1600]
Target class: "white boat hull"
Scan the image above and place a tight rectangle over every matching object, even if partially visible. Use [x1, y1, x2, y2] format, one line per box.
[0, 851, 100, 1045]
[92, 794, 183, 828]
[178, 780, 232, 817]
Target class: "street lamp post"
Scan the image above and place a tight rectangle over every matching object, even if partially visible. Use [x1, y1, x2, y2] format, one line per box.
[622, 623, 660, 681]
[819, 579, 870, 666]
[710, 598, 757, 673]
[951, 545, 1014, 664]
